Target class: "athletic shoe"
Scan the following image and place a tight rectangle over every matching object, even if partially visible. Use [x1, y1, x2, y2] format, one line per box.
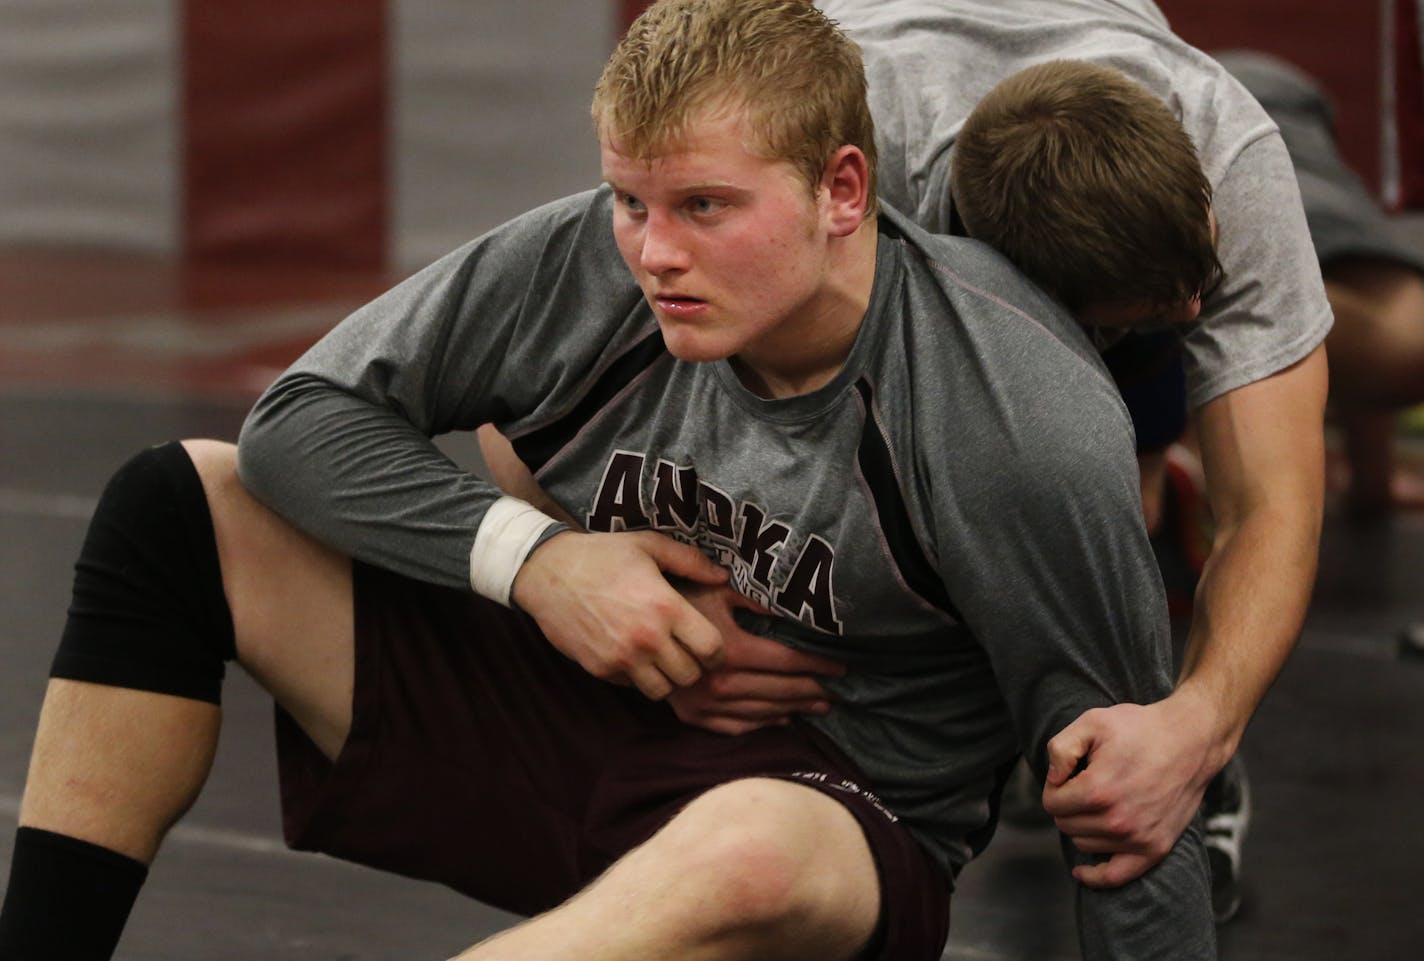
[1202, 755, 1251, 923]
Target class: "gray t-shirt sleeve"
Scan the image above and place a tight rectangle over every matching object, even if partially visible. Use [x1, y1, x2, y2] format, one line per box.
[1184, 130, 1334, 407]
[238, 190, 628, 590]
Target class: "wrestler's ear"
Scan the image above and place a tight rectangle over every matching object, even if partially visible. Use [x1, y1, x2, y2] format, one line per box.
[820, 145, 872, 236]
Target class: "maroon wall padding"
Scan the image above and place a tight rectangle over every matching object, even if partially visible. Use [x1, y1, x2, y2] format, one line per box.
[621, 0, 654, 34]
[1156, 0, 1384, 196]
[1395, 0, 1424, 209]
[181, 1, 388, 269]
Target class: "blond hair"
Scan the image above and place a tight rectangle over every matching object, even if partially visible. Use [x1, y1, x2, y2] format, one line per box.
[951, 60, 1220, 312]
[592, 0, 877, 209]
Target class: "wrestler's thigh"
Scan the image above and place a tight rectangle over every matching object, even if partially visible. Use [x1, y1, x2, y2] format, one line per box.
[181, 439, 353, 760]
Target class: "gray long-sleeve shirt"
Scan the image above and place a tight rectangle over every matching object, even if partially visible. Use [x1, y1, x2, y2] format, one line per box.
[240, 191, 1212, 959]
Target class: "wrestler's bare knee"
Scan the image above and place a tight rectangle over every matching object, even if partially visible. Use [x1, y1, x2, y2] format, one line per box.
[635, 778, 881, 958]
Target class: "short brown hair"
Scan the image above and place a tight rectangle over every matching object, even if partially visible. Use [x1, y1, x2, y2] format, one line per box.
[592, 0, 877, 210]
[951, 60, 1220, 313]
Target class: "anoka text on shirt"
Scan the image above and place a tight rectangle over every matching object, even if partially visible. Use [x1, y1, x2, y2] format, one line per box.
[585, 450, 843, 634]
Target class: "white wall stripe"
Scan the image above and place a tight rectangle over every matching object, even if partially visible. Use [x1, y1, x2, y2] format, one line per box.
[392, 0, 611, 268]
[0, 0, 177, 252]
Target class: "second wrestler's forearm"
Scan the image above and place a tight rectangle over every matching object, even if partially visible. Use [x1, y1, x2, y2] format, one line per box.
[1173, 500, 1318, 765]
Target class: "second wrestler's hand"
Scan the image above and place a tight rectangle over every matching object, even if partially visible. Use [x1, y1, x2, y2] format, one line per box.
[1042, 690, 1219, 888]
[667, 585, 846, 735]
[510, 529, 730, 701]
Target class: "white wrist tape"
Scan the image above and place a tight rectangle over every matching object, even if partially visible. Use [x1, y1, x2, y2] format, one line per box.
[469, 496, 562, 607]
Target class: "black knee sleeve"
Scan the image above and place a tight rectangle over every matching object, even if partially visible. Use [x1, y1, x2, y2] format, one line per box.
[52, 441, 236, 704]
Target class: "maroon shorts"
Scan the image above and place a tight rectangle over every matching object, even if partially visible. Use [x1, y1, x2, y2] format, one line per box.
[276, 562, 951, 961]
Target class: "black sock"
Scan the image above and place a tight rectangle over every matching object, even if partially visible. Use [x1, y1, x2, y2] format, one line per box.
[0, 827, 148, 961]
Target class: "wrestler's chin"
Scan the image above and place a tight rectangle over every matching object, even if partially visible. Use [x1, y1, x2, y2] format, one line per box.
[655, 317, 739, 364]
